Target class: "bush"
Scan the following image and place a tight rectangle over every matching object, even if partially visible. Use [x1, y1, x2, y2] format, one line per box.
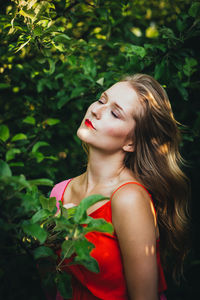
[0, 1, 199, 299]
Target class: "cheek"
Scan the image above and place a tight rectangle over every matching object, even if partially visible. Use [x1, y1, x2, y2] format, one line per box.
[104, 119, 136, 143]
[105, 125, 130, 139]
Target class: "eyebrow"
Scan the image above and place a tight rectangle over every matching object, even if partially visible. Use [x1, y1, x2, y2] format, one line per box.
[102, 92, 126, 117]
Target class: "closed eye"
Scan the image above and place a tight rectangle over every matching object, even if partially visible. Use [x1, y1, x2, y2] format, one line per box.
[98, 100, 119, 118]
[98, 100, 104, 104]
[111, 111, 119, 118]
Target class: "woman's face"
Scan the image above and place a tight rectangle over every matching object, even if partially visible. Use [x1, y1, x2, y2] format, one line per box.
[77, 81, 142, 153]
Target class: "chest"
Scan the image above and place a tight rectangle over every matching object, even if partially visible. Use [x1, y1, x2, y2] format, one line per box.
[63, 182, 114, 215]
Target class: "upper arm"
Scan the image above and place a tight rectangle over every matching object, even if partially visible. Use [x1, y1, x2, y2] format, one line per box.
[112, 184, 159, 300]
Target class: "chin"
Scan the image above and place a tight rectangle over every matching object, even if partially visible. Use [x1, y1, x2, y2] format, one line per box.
[76, 127, 82, 139]
[76, 127, 89, 143]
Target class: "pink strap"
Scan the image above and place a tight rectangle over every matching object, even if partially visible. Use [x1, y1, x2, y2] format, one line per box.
[50, 179, 72, 210]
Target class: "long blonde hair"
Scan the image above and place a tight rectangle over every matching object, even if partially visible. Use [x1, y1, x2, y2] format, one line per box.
[122, 74, 190, 280]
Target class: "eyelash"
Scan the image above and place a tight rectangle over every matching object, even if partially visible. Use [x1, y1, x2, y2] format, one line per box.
[98, 100, 104, 104]
[111, 112, 119, 118]
[98, 100, 119, 118]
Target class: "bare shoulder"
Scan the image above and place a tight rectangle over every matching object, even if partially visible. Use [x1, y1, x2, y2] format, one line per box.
[67, 172, 87, 191]
[70, 172, 85, 184]
[111, 182, 157, 237]
[111, 182, 152, 213]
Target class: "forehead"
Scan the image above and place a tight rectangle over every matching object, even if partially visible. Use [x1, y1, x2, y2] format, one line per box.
[105, 81, 141, 116]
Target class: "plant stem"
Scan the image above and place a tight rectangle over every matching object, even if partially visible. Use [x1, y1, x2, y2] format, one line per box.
[56, 243, 74, 270]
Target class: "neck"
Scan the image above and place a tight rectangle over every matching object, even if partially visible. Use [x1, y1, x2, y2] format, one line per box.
[82, 147, 128, 193]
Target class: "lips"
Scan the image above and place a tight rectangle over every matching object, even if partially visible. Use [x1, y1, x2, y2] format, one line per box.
[85, 119, 95, 129]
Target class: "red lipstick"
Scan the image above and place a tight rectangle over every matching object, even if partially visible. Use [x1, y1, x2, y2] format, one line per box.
[85, 119, 95, 129]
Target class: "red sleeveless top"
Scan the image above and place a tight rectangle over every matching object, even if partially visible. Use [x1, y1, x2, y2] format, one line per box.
[50, 179, 167, 300]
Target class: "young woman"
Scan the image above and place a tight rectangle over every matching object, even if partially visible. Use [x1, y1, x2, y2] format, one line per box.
[50, 74, 189, 300]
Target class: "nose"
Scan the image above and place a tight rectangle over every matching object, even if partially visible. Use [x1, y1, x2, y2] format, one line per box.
[91, 103, 105, 119]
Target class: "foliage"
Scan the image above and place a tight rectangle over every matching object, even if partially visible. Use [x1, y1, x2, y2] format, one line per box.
[23, 193, 113, 298]
[0, 0, 200, 299]
[0, 159, 113, 298]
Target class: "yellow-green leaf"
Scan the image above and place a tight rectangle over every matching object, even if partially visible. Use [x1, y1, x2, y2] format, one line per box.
[45, 118, 60, 126]
[0, 125, 10, 142]
[23, 116, 36, 125]
[11, 133, 27, 142]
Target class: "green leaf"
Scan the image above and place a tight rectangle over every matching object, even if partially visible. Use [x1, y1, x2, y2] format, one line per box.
[183, 57, 198, 77]
[11, 133, 27, 142]
[31, 209, 52, 223]
[23, 116, 36, 125]
[2, 174, 30, 189]
[29, 178, 53, 186]
[74, 238, 94, 259]
[73, 238, 99, 273]
[176, 18, 188, 32]
[45, 155, 58, 161]
[55, 272, 72, 299]
[22, 222, 48, 244]
[54, 216, 72, 232]
[19, 9, 35, 21]
[68, 55, 77, 66]
[83, 218, 113, 234]
[61, 240, 75, 259]
[15, 38, 32, 53]
[182, 134, 194, 142]
[40, 195, 56, 212]
[0, 125, 10, 142]
[175, 81, 188, 101]
[189, 2, 200, 18]
[57, 96, 70, 109]
[74, 195, 109, 223]
[154, 60, 166, 80]
[74, 256, 99, 273]
[65, 206, 77, 219]
[32, 141, 49, 153]
[34, 1, 55, 20]
[53, 34, 71, 44]
[33, 152, 44, 163]
[0, 160, 12, 177]
[145, 26, 159, 38]
[33, 25, 43, 37]
[44, 59, 56, 75]
[0, 83, 10, 89]
[33, 246, 56, 260]
[27, 0, 37, 10]
[125, 45, 146, 58]
[160, 27, 176, 40]
[9, 162, 24, 167]
[52, 43, 66, 52]
[43, 25, 58, 35]
[45, 118, 60, 126]
[6, 148, 21, 161]
[82, 57, 96, 77]
[70, 87, 86, 99]
[60, 206, 69, 219]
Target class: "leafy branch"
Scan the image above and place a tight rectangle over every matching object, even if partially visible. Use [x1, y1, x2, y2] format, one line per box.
[8, 0, 71, 53]
[0, 160, 113, 298]
[22, 193, 113, 298]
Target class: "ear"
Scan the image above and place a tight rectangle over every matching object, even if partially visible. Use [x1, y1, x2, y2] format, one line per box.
[122, 142, 134, 153]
